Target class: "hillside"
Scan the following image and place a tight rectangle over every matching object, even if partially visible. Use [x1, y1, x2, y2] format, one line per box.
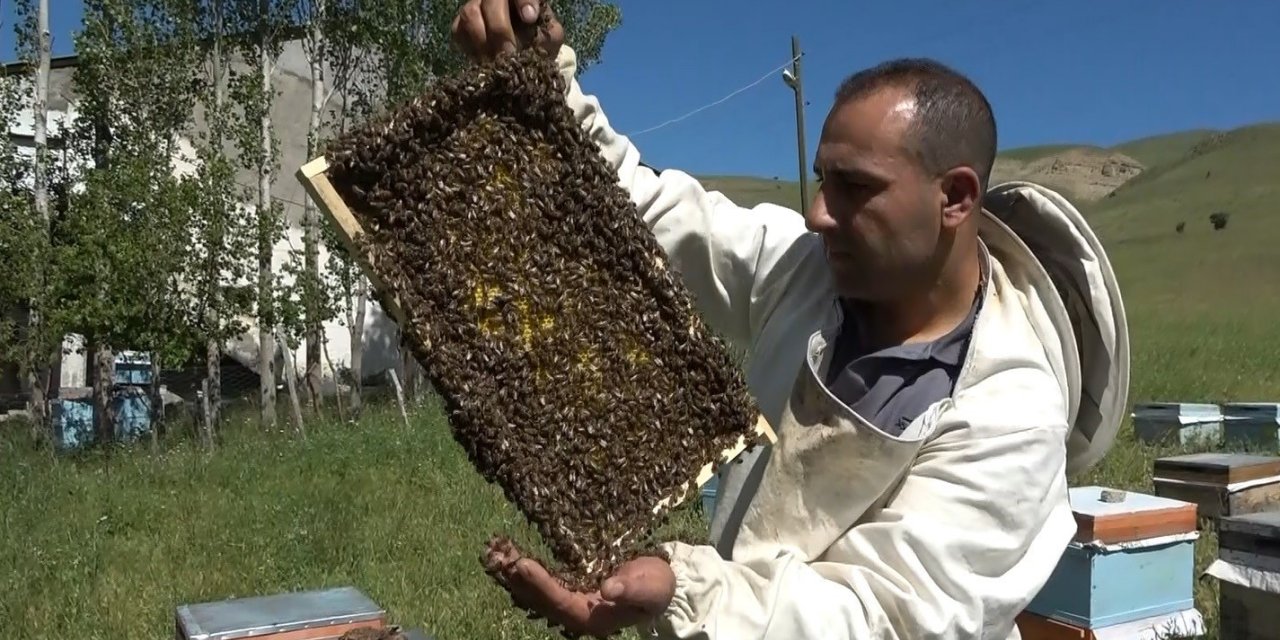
[694, 121, 1280, 405]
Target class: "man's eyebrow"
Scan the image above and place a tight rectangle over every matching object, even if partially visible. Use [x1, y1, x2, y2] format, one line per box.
[814, 161, 889, 184]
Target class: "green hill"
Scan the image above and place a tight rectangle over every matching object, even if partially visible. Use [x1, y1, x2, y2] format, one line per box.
[694, 121, 1280, 405]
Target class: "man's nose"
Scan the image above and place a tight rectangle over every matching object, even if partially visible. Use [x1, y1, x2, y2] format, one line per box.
[805, 189, 838, 235]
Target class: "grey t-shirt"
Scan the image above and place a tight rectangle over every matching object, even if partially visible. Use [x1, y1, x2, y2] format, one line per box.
[823, 253, 989, 436]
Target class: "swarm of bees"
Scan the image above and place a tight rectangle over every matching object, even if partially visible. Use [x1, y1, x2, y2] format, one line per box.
[320, 45, 762, 610]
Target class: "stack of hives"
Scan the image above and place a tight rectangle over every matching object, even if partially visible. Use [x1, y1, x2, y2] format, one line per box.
[110, 350, 153, 441]
[1015, 486, 1203, 639]
[297, 45, 773, 599]
[48, 350, 154, 451]
[1207, 511, 1280, 640]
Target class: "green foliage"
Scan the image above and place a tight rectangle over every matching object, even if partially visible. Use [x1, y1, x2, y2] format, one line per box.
[557, 1, 621, 74]
[45, 153, 196, 365]
[0, 69, 41, 368]
[47, 0, 205, 368]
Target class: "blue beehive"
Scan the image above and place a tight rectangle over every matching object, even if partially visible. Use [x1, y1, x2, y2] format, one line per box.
[1026, 486, 1199, 629]
[48, 386, 153, 450]
[113, 350, 153, 386]
[49, 387, 95, 451]
[1132, 402, 1222, 446]
[1222, 403, 1280, 450]
[111, 386, 152, 442]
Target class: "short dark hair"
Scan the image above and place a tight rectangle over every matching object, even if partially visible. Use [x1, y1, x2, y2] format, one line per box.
[834, 58, 997, 193]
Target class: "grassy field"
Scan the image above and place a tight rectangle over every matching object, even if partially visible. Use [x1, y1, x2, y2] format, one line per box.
[0, 398, 708, 640]
[4, 121, 1279, 639]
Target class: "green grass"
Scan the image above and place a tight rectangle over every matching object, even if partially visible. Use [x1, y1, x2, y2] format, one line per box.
[0, 398, 708, 640]
[5, 122, 1279, 638]
[1113, 129, 1217, 167]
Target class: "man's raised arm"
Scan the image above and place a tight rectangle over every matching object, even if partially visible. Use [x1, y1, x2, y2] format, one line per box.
[553, 46, 823, 353]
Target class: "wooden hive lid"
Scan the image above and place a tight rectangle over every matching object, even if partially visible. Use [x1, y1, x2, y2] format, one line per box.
[1068, 486, 1197, 544]
[1153, 453, 1280, 485]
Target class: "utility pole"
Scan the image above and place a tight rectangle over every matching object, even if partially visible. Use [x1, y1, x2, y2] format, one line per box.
[782, 35, 809, 217]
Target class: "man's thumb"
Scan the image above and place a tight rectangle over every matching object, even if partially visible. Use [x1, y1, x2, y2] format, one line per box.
[515, 0, 540, 23]
[601, 577, 626, 601]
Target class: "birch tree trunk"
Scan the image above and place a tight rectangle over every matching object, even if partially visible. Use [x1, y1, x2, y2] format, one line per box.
[303, 0, 325, 414]
[26, 0, 51, 438]
[256, 0, 277, 430]
[204, 0, 226, 444]
[349, 279, 366, 417]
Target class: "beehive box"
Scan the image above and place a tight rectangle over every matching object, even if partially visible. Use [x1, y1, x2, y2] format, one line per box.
[1153, 452, 1280, 519]
[1224, 403, 1280, 450]
[113, 350, 154, 386]
[1014, 607, 1204, 640]
[49, 386, 95, 451]
[1132, 402, 1222, 446]
[296, 47, 775, 592]
[174, 586, 386, 640]
[1026, 486, 1198, 628]
[111, 385, 152, 442]
[1209, 511, 1280, 640]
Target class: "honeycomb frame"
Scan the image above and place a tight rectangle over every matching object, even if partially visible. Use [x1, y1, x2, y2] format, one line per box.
[295, 48, 777, 593]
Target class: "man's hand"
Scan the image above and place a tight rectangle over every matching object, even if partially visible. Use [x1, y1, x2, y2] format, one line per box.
[484, 537, 676, 638]
[451, 0, 566, 62]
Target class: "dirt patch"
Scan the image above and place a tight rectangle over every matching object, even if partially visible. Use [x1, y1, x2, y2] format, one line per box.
[992, 148, 1144, 202]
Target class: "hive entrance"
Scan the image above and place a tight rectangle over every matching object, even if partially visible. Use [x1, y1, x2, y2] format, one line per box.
[297, 48, 774, 593]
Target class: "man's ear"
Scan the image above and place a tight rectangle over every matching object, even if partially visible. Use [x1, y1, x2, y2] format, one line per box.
[940, 166, 981, 230]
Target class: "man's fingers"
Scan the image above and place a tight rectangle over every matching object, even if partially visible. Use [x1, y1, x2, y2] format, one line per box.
[457, 2, 489, 58]
[512, 0, 541, 24]
[482, 0, 517, 55]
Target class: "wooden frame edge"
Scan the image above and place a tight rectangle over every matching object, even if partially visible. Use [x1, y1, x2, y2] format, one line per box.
[295, 155, 409, 327]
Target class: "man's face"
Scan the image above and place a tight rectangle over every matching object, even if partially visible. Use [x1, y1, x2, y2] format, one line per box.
[807, 87, 947, 301]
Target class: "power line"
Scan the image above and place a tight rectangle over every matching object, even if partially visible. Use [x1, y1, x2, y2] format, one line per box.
[628, 53, 804, 138]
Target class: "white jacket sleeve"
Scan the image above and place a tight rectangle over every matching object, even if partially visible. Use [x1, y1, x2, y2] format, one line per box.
[556, 47, 819, 352]
[652, 417, 1076, 639]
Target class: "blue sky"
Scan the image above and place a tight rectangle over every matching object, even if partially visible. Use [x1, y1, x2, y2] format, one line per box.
[5, 1, 1278, 179]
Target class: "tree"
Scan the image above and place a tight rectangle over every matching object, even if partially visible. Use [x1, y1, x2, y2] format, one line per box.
[1210, 211, 1230, 231]
[0, 56, 43, 439]
[182, 0, 259, 446]
[51, 0, 204, 447]
[7, 0, 55, 440]
[226, 0, 298, 430]
[290, 0, 330, 414]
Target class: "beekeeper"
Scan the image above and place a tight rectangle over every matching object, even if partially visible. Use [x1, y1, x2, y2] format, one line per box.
[455, 2, 1130, 639]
